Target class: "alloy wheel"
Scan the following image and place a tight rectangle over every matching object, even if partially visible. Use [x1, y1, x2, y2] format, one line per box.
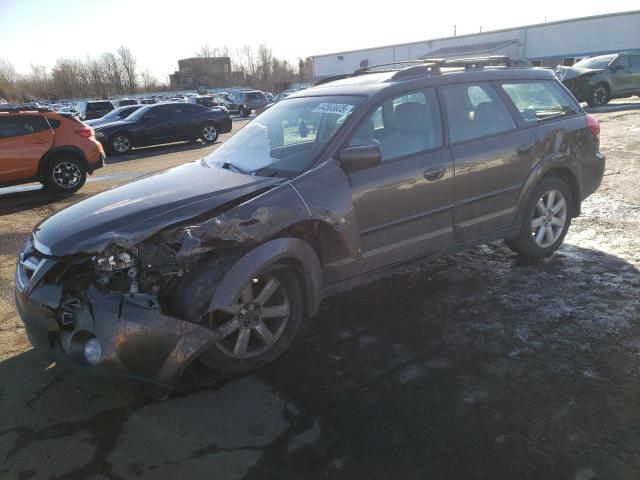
[112, 135, 130, 153]
[52, 162, 81, 189]
[592, 85, 607, 106]
[209, 274, 290, 359]
[531, 189, 567, 248]
[202, 125, 218, 142]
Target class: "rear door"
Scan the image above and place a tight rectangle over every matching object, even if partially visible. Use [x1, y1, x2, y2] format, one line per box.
[440, 82, 537, 241]
[346, 88, 455, 271]
[609, 55, 631, 95]
[0, 115, 53, 184]
[627, 54, 640, 93]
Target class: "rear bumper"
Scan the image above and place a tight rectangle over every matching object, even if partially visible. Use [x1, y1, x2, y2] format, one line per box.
[219, 115, 232, 133]
[85, 141, 106, 174]
[581, 151, 606, 200]
[15, 275, 220, 399]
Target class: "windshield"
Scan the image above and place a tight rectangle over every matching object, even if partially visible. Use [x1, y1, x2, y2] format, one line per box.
[103, 106, 139, 121]
[126, 105, 154, 121]
[204, 95, 364, 176]
[573, 55, 616, 69]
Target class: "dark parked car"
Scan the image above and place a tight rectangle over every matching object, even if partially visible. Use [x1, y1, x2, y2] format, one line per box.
[556, 52, 640, 107]
[76, 100, 115, 120]
[227, 90, 268, 117]
[84, 105, 143, 127]
[93, 102, 231, 154]
[114, 98, 139, 107]
[15, 57, 604, 398]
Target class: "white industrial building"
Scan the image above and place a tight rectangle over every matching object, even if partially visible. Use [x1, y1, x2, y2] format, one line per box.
[312, 10, 640, 80]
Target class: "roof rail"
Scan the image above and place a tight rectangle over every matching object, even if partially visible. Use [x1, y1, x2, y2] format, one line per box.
[314, 56, 532, 86]
[0, 104, 54, 113]
[391, 56, 532, 80]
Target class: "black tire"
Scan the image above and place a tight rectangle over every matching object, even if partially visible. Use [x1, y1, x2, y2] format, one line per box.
[200, 123, 219, 144]
[587, 83, 610, 107]
[109, 132, 132, 155]
[505, 175, 573, 259]
[199, 266, 305, 374]
[43, 155, 86, 193]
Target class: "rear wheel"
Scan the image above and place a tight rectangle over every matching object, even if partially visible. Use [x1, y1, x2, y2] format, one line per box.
[109, 133, 132, 154]
[43, 156, 86, 193]
[587, 83, 610, 107]
[200, 266, 304, 374]
[505, 176, 573, 258]
[200, 123, 219, 144]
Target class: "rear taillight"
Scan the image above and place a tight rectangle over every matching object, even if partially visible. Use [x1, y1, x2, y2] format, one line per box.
[586, 114, 600, 138]
[75, 127, 94, 138]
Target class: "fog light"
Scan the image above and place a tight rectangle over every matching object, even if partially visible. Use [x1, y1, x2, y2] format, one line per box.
[83, 338, 102, 365]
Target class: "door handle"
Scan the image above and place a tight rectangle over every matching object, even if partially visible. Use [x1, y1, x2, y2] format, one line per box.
[517, 143, 533, 155]
[424, 167, 445, 181]
[34, 139, 48, 144]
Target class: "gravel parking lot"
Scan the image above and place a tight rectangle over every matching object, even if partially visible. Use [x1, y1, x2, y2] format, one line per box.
[1, 108, 639, 479]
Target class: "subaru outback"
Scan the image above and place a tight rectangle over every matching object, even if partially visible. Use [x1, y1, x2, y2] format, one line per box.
[15, 57, 604, 398]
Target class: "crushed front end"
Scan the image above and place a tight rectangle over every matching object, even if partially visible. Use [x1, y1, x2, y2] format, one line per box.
[15, 235, 220, 399]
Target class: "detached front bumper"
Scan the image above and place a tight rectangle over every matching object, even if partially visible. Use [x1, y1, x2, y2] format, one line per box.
[15, 258, 220, 399]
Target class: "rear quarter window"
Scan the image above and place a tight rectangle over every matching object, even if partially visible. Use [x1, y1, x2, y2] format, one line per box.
[500, 81, 579, 124]
[46, 118, 61, 128]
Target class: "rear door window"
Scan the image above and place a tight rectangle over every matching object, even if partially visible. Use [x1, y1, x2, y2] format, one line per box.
[629, 55, 640, 68]
[440, 83, 516, 143]
[0, 116, 49, 139]
[500, 81, 579, 123]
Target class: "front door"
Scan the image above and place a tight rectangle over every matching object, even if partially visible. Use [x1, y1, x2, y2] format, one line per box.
[0, 116, 53, 184]
[346, 88, 455, 272]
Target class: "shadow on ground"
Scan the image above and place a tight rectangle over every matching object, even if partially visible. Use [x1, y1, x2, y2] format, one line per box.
[1, 242, 639, 479]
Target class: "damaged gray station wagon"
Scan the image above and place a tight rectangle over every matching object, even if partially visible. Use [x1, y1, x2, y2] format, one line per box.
[16, 56, 605, 398]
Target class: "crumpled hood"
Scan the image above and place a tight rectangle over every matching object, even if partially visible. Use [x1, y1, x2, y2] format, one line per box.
[555, 65, 605, 81]
[34, 161, 282, 256]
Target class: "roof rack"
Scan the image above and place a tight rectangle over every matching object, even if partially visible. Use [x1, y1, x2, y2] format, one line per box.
[0, 104, 54, 113]
[315, 56, 532, 85]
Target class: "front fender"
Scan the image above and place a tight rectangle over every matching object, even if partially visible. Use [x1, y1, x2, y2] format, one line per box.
[208, 237, 323, 317]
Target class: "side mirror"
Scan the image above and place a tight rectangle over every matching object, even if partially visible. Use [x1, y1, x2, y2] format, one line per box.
[612, 63, 625, 71]
[337, 145, 381, 173]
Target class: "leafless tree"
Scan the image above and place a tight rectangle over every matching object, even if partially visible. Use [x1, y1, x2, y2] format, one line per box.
[101, 52, 124, 94]
[117, 46, 137, 91]
[140, 69, 158, 92]
[0, 58, 17, 100]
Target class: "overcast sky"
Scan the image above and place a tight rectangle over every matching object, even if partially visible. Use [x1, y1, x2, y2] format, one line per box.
[1, 0, 638, 82]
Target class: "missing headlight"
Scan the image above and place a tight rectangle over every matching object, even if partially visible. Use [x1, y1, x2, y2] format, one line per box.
[92, 249, 136, 273]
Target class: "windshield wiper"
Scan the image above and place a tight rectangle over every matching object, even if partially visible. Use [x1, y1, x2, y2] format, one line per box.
[222, 162, 251, 175]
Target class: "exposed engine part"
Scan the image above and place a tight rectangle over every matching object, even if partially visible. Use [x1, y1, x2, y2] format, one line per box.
[128, 266, 139, 294]
[137, 242, 183, 276]
[93, 250, 136, 273]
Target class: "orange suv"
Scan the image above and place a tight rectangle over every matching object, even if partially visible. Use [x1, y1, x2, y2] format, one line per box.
[0, 106, 105, 193]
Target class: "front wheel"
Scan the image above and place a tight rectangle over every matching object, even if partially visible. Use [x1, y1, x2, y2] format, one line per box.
[505, 176, 573, 258]
[200, 266, 304, 374]
[43, 156, 86, 193]
[200, 123, 219, 144]
[587, 83, 610, 107]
